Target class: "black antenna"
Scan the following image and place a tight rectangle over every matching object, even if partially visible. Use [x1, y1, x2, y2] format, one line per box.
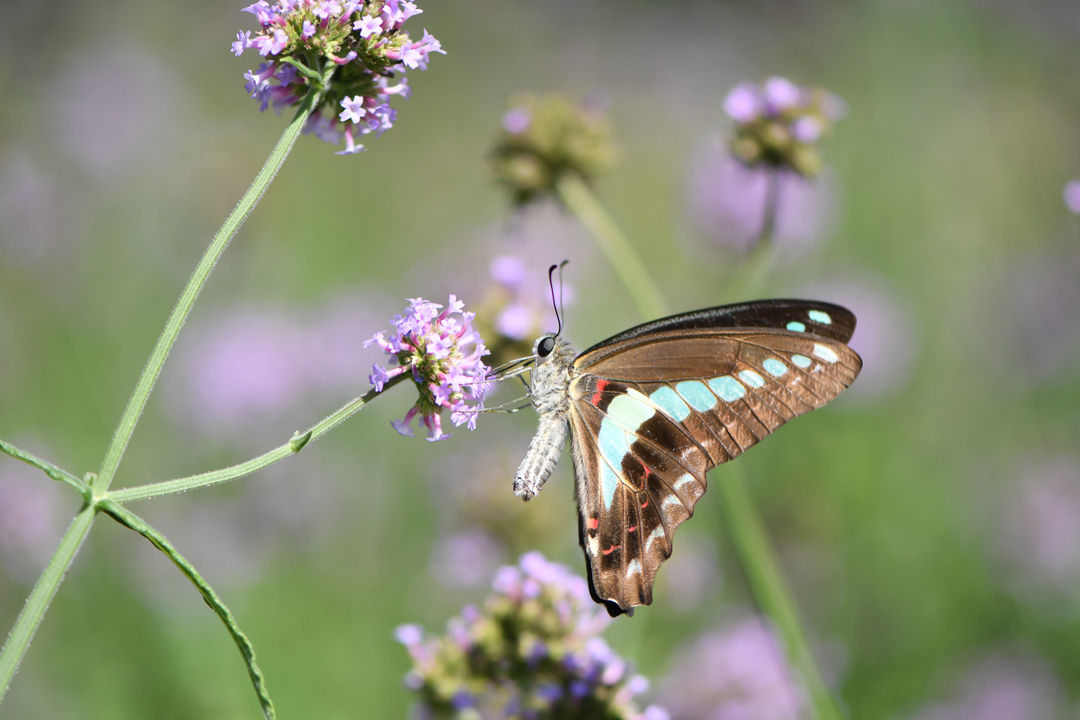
[544, 262, 570, 334]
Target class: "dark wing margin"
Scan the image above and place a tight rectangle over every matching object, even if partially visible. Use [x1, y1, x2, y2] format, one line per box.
[579, 299, 856, 360]
[567, 321, 861, 615]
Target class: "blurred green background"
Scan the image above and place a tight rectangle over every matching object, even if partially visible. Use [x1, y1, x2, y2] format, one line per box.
[2, 0, 1080, 718]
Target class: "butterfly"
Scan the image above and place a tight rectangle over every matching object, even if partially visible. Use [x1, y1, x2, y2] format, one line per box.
[511, 299, 862, 617]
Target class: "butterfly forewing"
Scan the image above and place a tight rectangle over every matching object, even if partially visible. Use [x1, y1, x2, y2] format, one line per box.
[567, 301, 861, 615]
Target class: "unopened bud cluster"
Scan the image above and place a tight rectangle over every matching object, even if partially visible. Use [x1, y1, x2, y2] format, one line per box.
[723, 77, 845, 178]
[491, 94, 619, 206]
[396, 552, 668, 720]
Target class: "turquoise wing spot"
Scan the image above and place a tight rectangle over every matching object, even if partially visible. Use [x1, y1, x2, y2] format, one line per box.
[596, 393, 657, 510]
[608, 393, 656, 429]
[786, 321, 806, 332]
[598, 420, 630, 468]
[762, 358, 787, 377]
[791, 354, 812, 369]
[708, 375, 745, 402]
[650, 386, 691, 422]
[808, 309, 832, 325]
[813, 343, 839, 363]
[599, 462, 620, 511]
[738, 369, 765, 388]
[675, 380, 717, 411]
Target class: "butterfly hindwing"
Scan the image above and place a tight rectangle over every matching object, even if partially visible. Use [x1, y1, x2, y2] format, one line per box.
[567, 301, 861, 614]
[569, 382, 709, 614]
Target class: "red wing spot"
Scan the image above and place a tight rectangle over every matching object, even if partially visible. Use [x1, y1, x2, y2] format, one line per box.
[627, 526, 637, 533]
[586, 517, 599, 530]
[637, 457, 652, 479]
[641, 500, 649, 509]
[602, 544, 622, 556]
[590, 379, 610, 407]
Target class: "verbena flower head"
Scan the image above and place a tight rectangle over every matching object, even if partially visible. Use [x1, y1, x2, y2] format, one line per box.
[233, 0, 443, 155]
[365, 296, 492, 441]
[396, 552, 669, 720]
[490, 94, 619, 206]
[723, 77, 845, 178]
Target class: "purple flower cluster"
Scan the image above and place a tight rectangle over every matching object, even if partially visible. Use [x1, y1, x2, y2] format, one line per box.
[233, 0, 443, 154]
[723, 77, 845, 177]
[366, 296, 492, 441]
[396, 552, 669, 720]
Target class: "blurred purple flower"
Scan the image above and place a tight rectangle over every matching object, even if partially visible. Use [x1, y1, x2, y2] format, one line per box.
[722, 76, 843, 178]
[502, 107, 531, 134]
[164, 292, 386, 438]
[795, 273, 917, 401]
[486, 254, 570, 343]
[995, 455, 1080, 600]
[0, 448, 80, 583]
[1063, 180, 1080, 215]
[366, 295, 492, 440]
[0, 152, 84, 271]
[686, 146, 836, 256]
[655, 535, 720, 612]
[429, 529, 506, 589]
[722, 83, 763, 124]
[658, 617, 807, 720]
[763, 76, 804, 114]
[125, 454, 343, 613]
[905, 652, 1064, 720]
[50, 46, 184, 181]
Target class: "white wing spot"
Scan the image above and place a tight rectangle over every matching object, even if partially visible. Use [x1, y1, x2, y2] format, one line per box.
[627, 559, 643, 576]
[645, 527, 665, 552]
[813, 343, 839, 363]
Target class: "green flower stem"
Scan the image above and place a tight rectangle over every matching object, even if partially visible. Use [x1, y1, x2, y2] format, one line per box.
[94, 70, 334, 498]
[0, 438, 90, 499]
[0, 505, 95, 705]
[97, 499, 275, 720]
[555, 174, 669, 320]
[107, 373, 408, 504]
[724, 169, 779, 304]
[716, 465, 840, 720]
[562, 174, 842, 719]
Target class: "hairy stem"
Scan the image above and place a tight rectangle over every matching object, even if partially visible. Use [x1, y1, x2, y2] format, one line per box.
[107, 373, 408, 504]
[94, 77, 331, 497]
[98, 500, 276, 720]
[0, 506, 96, 704]
[556, 174, 669, 319]
[0, 438, 89, 499]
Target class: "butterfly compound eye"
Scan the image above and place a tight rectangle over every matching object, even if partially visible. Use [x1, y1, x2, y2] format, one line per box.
[538, 336, 556, 358]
